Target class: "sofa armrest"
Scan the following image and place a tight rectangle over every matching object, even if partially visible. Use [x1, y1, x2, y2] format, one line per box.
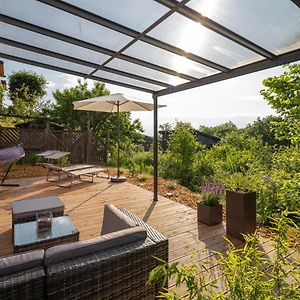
[119, 208, 167, 244]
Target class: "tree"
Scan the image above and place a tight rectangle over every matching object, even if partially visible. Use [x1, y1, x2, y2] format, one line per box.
[165, 122, 198, 187]
[8, 70, 47, 115]
[261, 64, 300, 145]
[199, 121, 238, 138]
[245, 116, 290, 146]
[51, 80, 143, 159]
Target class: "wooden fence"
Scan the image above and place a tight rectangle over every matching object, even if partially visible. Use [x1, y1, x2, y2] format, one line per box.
[0, 127, 105, 163]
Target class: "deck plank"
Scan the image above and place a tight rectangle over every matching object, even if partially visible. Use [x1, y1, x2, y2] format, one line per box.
[0, 175, 282, 293]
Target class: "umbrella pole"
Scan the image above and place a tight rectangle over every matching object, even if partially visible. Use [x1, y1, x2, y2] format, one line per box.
[117, 101, 120, 178]
[111, 101, 126, 183]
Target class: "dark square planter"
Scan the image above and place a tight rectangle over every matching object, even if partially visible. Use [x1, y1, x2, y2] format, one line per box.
[197, 203, 222, 226]
[226, 190, 256, 241]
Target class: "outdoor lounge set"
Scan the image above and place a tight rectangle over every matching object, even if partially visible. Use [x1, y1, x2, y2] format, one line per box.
[0, 201, 168, 300]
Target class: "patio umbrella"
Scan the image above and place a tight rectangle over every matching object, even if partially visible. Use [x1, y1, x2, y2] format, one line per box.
[74, 93, 166, 182]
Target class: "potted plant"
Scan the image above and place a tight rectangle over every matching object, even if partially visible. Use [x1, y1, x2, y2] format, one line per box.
[197, 192, 223, 225]
[225, 173, 256, 241]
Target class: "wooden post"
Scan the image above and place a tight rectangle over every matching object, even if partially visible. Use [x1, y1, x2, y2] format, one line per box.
[86, 129, 92, 163]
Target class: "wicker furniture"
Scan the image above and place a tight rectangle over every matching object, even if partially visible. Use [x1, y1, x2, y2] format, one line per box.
[13, 216, 79, 253]
[12, 196, 65, 225]
[45, 205, 168, 300]
[1, 205, 168, 300]
[0, 250, 45, 300]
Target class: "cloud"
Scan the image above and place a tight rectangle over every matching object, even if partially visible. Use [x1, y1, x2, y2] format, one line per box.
[58, 74, 95, 90]
[235, 95, 264, 101]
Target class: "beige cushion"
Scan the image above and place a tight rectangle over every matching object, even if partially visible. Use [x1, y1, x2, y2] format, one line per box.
[45, 226, 147, 266]
[0, 250, 44, 277]
[101, 204, 137, 235]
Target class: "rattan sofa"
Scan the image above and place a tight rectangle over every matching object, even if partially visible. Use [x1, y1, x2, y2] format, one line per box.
[0, 205, 168, 300]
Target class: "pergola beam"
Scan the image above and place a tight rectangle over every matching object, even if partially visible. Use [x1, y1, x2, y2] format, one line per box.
[0, 14, 196, 82]
[154, 0, 276, 60]
[0, 37, 170, 88]
[290, 0, 300, 8]
[37, 0, 229, 72]
[0, 53, 155, 94]
[154, 49, 300, 97]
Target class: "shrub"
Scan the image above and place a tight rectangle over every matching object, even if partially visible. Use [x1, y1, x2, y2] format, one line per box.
[137, 173, 150, 182]
[148, 212, 300, 299]
[166, 180, 177, 190]
[26, 153, 39, 165]
[200, 193, 222, 207]
[58, 156, 70, 167]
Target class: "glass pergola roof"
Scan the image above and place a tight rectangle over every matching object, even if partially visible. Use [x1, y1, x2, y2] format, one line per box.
[1, 0, 300, 96]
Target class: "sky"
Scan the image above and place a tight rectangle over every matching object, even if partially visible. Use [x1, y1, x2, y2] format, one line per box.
[1, 59, 290, 136]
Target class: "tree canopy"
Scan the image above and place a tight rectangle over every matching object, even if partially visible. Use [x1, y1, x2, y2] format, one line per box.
[261, 63, 300, 145]
[199, 121, 238, 138]
[8, 70, 47, 115]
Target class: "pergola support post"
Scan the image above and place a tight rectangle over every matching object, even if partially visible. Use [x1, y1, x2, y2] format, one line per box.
[153, 94, 158, 201]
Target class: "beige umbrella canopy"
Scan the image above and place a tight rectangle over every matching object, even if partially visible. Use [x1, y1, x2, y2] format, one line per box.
[74, 93, 166, 182]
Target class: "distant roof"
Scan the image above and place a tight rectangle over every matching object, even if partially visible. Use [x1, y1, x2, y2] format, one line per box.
[1, 0, 299, 97]
[159, 129, 220, 142]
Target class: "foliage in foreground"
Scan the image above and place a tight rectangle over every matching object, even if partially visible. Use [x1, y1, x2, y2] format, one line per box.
[261, 64, 300, 145]
[148, 212, 300, 300]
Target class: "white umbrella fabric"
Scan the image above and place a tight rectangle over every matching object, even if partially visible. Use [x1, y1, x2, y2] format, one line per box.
[74, 93, 166, 182]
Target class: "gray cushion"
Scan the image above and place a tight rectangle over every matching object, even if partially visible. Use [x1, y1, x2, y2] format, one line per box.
[12, 196, 65, 219]
[0, 250, 44, 277]
[45, 226, 147, 266]
[101, 204, 137, 235]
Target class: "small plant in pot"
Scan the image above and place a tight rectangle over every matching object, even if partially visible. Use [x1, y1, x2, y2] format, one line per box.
[197, 192, 223, 226]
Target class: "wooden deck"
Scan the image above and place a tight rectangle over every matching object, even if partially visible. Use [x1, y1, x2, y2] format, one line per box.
[0, 175, 287, 290]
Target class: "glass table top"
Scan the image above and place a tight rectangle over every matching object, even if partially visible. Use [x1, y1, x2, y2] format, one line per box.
[14, 216, 78, 246]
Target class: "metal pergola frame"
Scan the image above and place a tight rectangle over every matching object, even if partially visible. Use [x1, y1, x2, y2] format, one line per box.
[1, 0, 300, 201]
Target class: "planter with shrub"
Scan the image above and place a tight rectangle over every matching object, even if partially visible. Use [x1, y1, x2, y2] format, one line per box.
[197, 193, 223, 225]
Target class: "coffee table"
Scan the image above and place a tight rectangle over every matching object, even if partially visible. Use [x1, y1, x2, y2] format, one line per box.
[13, 216, 79, 253]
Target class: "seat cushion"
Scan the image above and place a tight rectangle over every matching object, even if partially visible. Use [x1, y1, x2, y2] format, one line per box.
[0, 250, 44, 277]
[101, 204, 137, 235]
[45, 226, 147, 266]
[12, 196, 65, 219]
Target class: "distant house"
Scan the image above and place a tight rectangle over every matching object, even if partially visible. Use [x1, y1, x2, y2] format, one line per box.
[159, 130, 220, 151]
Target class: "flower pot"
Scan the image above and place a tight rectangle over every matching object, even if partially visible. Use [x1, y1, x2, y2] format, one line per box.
[197, 203, 222, 226]
[226, 190, 256, 241]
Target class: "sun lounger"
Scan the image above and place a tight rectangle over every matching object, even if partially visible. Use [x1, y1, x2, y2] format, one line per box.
[58, 167, 108, 187]
[36, 150, 60, 158]
[36, 150, 70, 164]
[38, 163, 95, 181]
[44, 151, 70, 160]
[38, 162, 109, 185]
